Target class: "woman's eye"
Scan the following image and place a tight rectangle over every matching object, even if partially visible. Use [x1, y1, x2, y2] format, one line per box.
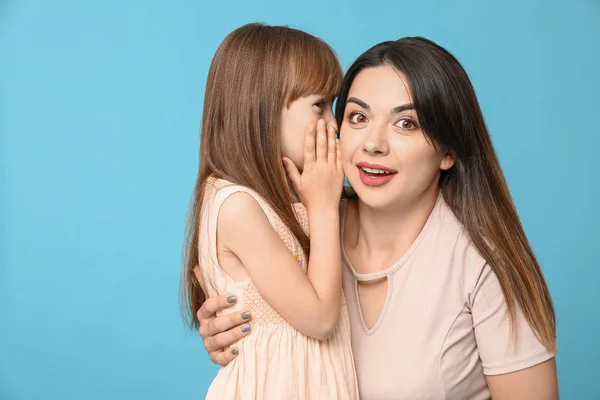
[348, 112, 367, 124]
[396, 118, 418, 130]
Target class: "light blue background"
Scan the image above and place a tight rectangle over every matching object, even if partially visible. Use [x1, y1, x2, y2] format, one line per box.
[1, 0, 598, 399]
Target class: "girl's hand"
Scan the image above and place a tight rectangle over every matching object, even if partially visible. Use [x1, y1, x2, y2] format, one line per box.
[282, 119, 343, 214]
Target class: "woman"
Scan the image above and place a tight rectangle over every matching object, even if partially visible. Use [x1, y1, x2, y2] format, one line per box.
[194, 37, 558, 399]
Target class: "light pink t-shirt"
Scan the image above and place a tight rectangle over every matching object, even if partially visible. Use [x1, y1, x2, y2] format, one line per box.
[340, 195, 555, 400]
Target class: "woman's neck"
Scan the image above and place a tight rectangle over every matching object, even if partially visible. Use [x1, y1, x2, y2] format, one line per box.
[345, 187, 440, 273]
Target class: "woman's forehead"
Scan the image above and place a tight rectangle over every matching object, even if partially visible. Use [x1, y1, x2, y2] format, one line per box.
[347, 66, 413, 108]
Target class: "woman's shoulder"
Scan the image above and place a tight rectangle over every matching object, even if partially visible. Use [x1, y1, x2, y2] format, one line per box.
[434, 197, 488, 277]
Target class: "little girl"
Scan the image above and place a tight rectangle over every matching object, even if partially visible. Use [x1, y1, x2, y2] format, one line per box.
[182, 23, 359, 399]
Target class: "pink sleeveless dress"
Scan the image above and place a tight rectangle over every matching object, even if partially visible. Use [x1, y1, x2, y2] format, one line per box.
[199, 177, 358, 400]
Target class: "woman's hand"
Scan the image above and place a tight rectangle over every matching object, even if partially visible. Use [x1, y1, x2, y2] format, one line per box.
[193, 267, 251, 365]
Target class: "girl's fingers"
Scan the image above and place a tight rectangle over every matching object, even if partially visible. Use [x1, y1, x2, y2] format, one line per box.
[315, 119, 327, 161]
[303, 123, 317, 165]
[282, 157, 301, 189]
[327, 125, 337, 165]
[336, 138, 343, 171]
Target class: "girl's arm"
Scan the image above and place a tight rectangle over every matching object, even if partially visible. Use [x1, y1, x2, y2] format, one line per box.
[219, 120, 343, 340]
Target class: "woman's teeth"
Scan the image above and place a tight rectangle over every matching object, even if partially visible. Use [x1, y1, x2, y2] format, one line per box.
[360, 167, 393, 175]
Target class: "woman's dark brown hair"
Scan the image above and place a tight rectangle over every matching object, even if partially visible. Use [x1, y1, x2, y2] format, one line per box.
[182, 23, 342, 329]
[335, 37, 556, 351]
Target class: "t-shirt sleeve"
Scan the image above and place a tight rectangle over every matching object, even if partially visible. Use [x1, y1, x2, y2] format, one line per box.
[469, 264, 556, 376]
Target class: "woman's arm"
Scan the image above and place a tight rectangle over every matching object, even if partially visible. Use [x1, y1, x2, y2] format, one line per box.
[469, 263, 558, 399]
[486, 358, 558, 400]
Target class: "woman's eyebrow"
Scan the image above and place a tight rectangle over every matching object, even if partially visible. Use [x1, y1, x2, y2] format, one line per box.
[347, 97, 415, 114]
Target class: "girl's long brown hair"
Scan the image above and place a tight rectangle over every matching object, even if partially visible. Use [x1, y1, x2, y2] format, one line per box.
[181, 23, 342, 329]
[335, 38, 556, 351]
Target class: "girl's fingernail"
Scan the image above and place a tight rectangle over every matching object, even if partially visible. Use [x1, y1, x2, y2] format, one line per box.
[226, 295, 237, 304]
[241, 324, 251, 333]
[241, 312, 251, 320]
[231, 347, 239, 356]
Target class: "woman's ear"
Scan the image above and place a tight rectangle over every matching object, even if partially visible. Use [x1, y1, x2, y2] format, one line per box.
[440, 149, 456, 171]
